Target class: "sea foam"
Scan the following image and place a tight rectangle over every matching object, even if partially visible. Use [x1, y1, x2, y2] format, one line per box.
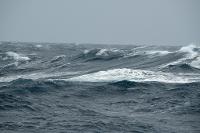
[66, 68, 192, 83]
[160, 44, 200, 68]
[6, 51, 30, 61]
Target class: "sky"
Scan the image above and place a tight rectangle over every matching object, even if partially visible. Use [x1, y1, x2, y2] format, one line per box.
[0, 0, 199, 45]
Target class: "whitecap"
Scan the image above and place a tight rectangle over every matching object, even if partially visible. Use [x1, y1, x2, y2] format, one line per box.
[6, 51, 30, 61]
[50, 55, 66, 62]
[96, 49, 109, 56]
[66, 68, 193, 83]
[96, 48, 121, 56]
[190, 56, 200, 69]
[160, 44, 200, 68]
[178, 44, 198, 58]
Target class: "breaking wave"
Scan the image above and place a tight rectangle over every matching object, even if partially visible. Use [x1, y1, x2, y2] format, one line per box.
[6, 51, 30, 61]
[66, 68, 193, 83]
[160, 44, 200, 69]
[75, 48, 124, 61]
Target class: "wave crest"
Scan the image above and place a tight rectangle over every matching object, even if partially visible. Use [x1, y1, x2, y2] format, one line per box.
[6, 51, 30, 61]
[66, 68, 191, 83]
[160, 44, 200, 69]
[75, 48, 124, 61]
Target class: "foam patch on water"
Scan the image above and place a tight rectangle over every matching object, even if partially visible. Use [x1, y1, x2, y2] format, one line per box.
[66, 68, 194, 83]
[6, 51, 30, 61]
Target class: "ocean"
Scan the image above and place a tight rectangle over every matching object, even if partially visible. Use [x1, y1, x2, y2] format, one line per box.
[0, 42, 200, 133]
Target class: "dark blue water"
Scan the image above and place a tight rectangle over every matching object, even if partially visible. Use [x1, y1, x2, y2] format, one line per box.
[0, 42, 200, 133]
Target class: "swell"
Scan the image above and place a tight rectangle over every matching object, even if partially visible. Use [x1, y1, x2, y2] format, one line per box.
[0, 78, 199, 132]
[0, 93, 36, 111]
[0, 79, 65, 112]
[2, 78, 199, 96]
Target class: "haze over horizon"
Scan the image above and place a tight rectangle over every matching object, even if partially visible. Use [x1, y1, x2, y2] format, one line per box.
[0, 0, 199, 45]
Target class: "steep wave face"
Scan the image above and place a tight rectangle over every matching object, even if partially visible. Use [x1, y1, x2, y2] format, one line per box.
[0, 42, 200, 133]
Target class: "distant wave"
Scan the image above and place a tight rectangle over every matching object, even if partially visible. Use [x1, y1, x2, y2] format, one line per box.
[0, 44, 199, 84]
[6, 51, 30, 61]
[76, 47, 173, 61]
[191, 56, 200, 69]
[50, 55, 66, 63]
[74, 48, 124, 61]
[160, 44, 200, 69]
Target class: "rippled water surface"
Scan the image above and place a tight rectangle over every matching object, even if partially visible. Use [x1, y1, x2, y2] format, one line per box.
[0, 42, 200, 133]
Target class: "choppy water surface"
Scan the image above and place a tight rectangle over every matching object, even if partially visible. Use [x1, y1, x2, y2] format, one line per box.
[0, 42, 200, 133]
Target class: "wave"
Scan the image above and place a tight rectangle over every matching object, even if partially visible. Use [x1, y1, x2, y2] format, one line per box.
[0, 93, 35, 111]
[191, 56, 200, 69]
[75, 44, 198, 64]
[50, 55, 66, 63]
[178, 44, 199, 57]
[161, 63, 200, 73]
[65, 68, 193, 83]
[0, 51, 31, 72]
[6, 51, 30, 61]
[160, 44, 200, 69]
[0, 78, 64, 111]
[109, 80, 152, 88]
[78, 47, 173, 61]
[124, 49, 172, 58]
[74, 48, 124, 61]
[6, 78, 62, 94]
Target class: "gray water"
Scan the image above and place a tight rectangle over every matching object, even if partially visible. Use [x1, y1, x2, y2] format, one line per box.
[0, 42, 200, 133]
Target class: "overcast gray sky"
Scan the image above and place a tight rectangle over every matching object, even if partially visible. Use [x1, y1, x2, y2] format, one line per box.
[0, 0, 199, 45]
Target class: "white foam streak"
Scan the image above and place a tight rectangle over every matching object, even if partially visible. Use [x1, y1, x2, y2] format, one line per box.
[67, 68, 191, 83]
